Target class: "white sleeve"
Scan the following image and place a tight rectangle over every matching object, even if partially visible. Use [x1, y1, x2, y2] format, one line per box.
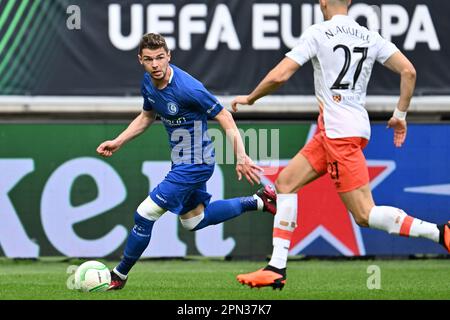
[285, 26, 319, 66]
[375, 33, 399, 64]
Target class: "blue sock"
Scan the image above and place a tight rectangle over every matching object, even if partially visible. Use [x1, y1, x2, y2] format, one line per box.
[193, 197, 257, 231]
[116, 212, 155, 276]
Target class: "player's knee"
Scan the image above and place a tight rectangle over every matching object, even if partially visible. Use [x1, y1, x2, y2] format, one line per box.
[275, 178, 295, 194]
[179, 213, 205, 231]
[136, 197, 166, 221]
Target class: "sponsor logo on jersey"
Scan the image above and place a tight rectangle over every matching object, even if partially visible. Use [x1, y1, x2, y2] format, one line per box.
[155, 194, 167, 203]
[160, 116, 187, 126]
[206, 102, 220, 114]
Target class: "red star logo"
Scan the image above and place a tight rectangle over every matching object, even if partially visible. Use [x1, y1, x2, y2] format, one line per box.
[259, 126, 396, 256]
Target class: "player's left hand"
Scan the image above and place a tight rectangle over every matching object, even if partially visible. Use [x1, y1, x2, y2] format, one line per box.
[387, 117, 407, 148]
[231, 95, 252, 112]
[236, 155, 263, 185]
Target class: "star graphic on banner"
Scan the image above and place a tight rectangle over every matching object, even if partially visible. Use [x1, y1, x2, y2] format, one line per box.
[258, 126, 396, 256]
[404, 184, 450, 196]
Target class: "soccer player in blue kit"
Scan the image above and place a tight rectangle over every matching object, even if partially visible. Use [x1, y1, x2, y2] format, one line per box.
[96, 33, 277, 290]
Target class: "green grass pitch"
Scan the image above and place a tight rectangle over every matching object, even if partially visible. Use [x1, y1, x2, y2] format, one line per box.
[0, 258, 449, 300]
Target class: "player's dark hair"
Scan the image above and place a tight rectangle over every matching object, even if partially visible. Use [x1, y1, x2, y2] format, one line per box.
[139, 33, 169, 55]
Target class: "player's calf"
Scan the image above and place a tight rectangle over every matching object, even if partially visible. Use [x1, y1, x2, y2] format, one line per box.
[179, 186, 277, 232]
[268, 194, 297, 270]
[369, 206, 442, 245]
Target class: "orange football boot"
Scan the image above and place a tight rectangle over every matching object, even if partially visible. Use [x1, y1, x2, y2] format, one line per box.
[237, 266, 286, 290]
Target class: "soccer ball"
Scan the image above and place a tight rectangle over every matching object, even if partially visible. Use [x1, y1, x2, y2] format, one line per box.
[74, 260, 111, 292]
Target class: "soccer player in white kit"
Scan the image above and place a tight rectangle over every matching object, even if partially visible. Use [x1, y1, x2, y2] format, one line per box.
[232, 0, 450, 289]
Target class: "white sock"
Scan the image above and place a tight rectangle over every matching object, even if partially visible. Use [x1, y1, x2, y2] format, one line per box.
[113, 267, 128, 280]
[253, 194, 264, 211]
[368, 206, 439, 243]
[268, 194, 298, 269]
[270, 238, 290, 269]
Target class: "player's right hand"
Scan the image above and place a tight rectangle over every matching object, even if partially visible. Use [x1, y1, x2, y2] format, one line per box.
[231, 95, 252, 112]
[236, 155, 263, 186]
[96, 140, 121, 157]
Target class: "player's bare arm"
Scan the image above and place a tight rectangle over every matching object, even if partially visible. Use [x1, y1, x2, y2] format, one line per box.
[214, 108, 262, 185]
[96, 110, 156, 157]
[231, 57, 300, 112]
[384, 51, 417, 148]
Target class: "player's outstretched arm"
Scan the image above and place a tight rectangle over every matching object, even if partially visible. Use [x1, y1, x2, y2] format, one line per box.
[383, 52, 417, 148]
[231, 57, 300, 112]
[214, 109, 262, 185]
[96, 110, 156, 157]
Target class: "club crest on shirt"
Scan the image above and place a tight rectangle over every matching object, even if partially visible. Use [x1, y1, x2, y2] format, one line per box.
[167, 102, 179, 115]
[332, 94, 342, 103]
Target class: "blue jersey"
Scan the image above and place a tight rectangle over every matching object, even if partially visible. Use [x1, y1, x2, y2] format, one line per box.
[141, 64, 224, 184]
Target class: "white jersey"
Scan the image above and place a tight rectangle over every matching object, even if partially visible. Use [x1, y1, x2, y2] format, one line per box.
[286, 15, 399, 140]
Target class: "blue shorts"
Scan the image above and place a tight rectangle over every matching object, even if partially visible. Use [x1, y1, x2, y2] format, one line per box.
[149, 179, 212, 215]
